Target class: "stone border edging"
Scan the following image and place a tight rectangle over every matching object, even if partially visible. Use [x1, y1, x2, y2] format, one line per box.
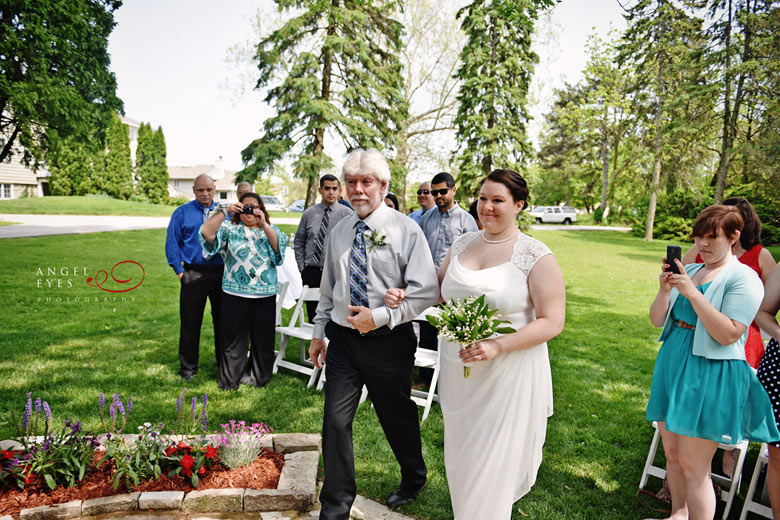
[4, 433, 321, 520]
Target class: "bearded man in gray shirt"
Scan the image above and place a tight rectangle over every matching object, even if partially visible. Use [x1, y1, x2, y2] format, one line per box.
[309, 149, 438, 520]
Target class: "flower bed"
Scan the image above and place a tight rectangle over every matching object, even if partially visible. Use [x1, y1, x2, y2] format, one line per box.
[0, 392, 321, 519]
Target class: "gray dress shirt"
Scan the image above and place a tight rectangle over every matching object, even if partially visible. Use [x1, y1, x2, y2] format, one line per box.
[294, 202, 353, 271]
[313, 203, 439, 339]
[419, 204, 479, 271]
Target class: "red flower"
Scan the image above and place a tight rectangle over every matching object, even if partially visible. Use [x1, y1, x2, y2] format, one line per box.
[164, 446, 177, 456]
[180, 454, 194, 470]
[205, 446, 217, 459]
[198, 466, 206, 475]
[1, 450, 15, 460]
[181, 467, 192, 477]
[177, 441, 188, 450]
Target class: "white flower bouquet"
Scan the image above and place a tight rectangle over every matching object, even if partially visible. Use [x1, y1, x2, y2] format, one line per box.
[425, 294, 515, 378]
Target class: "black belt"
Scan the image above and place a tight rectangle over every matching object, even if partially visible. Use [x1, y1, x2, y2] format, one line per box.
[338, 323, 405, 337]
[183, 263, 223, 272]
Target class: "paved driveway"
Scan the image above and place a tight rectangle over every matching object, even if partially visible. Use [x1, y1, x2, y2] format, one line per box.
[0, 214, 303, 239]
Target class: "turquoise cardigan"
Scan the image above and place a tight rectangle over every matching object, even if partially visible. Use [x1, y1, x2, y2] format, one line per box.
[657, 255, 764, 360]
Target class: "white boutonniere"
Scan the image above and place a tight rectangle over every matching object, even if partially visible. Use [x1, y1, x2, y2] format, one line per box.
[364, 228, 388, 252]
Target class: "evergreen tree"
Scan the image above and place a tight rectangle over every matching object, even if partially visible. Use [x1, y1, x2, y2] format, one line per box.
[452, 0, 555, 200]
[239, 0, 408, 207]
[135, 122, 169, 204]
[49, 138, 100, 196]
[101, 113, 133, 199]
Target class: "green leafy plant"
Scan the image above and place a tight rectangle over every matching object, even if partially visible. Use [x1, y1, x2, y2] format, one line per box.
[101, 422, 167, 491]
[426, 294, 515, 378]
[164, 440, 218, 488]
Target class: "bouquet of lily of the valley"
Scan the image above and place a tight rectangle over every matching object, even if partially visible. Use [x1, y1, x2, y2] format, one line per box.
[425, 294, 515, 378]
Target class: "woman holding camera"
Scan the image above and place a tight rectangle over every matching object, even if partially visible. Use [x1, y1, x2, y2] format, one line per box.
[200, 192, 289, 390]
[647, 204, 779, 519]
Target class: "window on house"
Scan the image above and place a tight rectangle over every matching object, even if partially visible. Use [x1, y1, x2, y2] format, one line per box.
[220, 192, 227, 200]
[1, 184, 12, 199]
[174, 179, 179, 188]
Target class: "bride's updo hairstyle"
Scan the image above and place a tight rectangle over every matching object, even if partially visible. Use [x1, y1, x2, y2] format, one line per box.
[691, 205, 743, 240]
[480, 169, 530, 210]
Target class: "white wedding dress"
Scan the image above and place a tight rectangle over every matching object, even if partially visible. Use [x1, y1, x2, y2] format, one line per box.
[440, 231, 555, 519]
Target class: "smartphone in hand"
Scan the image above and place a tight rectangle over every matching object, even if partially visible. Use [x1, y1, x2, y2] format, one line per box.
[665, 245, 682, 274]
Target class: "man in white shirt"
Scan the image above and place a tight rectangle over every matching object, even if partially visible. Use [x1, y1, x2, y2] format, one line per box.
[309, 149, 438, 519]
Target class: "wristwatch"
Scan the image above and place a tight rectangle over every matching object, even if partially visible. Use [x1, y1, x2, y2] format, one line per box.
[215, 203, 229, 217]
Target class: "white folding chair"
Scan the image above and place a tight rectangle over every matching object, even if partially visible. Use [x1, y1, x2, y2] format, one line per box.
[410, 307, 442, 422]
[639, 421, 750, 520]
[316, 366, 368, 404]
[740, 442, 773, 519]
[275, 281, 289, 327]
[273, 285, 321, 387]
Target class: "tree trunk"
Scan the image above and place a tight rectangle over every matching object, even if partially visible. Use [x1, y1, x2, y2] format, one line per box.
[306, 1, 338, 209]
[599, 126, 609, 216]
[0, 123, 21, 164]
[645, 0, 666, 242]
[395, 125, 409, 213]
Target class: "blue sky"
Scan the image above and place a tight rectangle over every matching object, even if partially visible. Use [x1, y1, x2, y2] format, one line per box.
[108, 0, 626, 172]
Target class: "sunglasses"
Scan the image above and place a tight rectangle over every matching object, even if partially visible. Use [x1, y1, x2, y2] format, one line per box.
[430, 188, 451, 197]
[417, 189, 430, 195]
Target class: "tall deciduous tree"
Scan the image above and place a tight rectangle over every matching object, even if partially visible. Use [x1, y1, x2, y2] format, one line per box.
[101, 114, 133, 199]
[239, 0, 408, 207]
[135, 123, 169, 204]
[0, 0, 123, 166]
[453, 0, 555, 199]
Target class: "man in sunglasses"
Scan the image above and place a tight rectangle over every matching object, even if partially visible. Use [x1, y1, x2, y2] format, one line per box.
[408, 181, 435, 224]
[418, 172, 478, 385]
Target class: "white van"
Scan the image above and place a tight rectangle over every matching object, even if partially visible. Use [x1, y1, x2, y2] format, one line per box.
[529, 206, 577, 224]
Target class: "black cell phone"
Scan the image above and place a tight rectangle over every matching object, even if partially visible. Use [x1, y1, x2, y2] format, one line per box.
[665, 245, 682, 274]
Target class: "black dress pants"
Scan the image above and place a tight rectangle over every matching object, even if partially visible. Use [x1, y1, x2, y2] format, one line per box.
[178, 266, 223, 377]
[218, 292, 276, 390]
[300, 265, 323, 321]
[319, 321, 426, 520]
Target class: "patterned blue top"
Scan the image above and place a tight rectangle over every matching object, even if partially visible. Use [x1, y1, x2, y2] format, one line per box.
[200, 221, 289, 297]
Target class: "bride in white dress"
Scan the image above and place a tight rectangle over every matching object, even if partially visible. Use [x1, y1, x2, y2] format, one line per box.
[387, 169, 566, 519]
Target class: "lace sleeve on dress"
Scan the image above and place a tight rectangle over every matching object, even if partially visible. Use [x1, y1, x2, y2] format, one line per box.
[512, 233, 553, 276]
[449, 231, 481, 258]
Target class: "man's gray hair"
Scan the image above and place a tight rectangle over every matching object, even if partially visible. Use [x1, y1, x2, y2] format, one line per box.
[342, 148, 390, 196]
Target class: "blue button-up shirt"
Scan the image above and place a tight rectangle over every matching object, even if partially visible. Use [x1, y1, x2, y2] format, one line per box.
[419, 204, 478, 271]
[165, 199, 224, 275]
[408, 206, 434, 225]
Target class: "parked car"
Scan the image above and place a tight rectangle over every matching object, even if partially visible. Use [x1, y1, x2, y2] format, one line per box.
[285, 199, 305, 212]
[260, 195, 285, 212]
[529, 205, 577, 224]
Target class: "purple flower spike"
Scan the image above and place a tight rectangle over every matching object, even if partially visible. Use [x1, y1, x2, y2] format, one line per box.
[35, 398, 41, 416]
[99, 393, 105, 408]
[117, 400, 125, 416]
[128, 398, 133, 414]
[113, 393, 120, 407]
[109, 403, 116, 422]
[176, 393, 183, 415]
[191, 397, 197, 421]
[43, 401, 52, 421]
[202, 393, 207, 410]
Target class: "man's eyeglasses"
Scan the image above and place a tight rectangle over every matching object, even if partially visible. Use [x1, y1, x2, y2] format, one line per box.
[430, 188, 451, 197]
[416, 189, 430, 195]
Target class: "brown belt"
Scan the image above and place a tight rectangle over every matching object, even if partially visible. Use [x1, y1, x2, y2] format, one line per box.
[675, 319, 695, 330]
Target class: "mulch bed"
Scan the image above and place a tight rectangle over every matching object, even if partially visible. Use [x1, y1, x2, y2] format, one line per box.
[0, 449, 284, 518]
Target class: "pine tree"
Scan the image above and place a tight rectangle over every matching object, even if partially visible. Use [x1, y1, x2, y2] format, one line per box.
[149, 126, 169, 204]
[239, 0, 408, 207]
[101, 113, 133, 199]
[134, 122, 168, 203]
[49, 138, 100, 196]
[452, 0, 555, 200]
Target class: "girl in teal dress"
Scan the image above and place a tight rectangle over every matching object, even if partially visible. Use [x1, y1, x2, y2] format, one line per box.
[648, 205, 780, 520]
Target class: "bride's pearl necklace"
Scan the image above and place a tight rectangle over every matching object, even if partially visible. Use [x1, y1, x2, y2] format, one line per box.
[482, 230, 518, 244]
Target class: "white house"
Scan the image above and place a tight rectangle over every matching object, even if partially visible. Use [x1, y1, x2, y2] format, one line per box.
[168, 156, 240, 202]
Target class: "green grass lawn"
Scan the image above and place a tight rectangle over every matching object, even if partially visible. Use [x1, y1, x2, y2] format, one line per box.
[0, 196, 176, 216]
[0, 228, 772, 518]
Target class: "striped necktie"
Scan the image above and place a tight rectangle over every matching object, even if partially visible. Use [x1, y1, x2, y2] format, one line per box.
[310, 206, 330, 266]
[349, 221, 369, 308]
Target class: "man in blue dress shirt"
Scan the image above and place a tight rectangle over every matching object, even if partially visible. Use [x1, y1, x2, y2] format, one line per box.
[407, 181, 435, 224]
[165, 174, 224, 380]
